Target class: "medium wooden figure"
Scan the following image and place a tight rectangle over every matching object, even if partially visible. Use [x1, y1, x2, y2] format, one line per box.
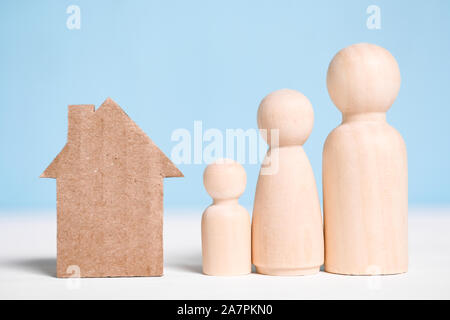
[252, 89, 324, 276]
[324, 43, 408, 275]
[201, 159, 251, 276]
[41, 98, 183, 278]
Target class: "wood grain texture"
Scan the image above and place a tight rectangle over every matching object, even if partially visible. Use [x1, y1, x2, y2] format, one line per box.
[252, 89, 324, 276]
[201, 159, 251, 276]
[323, 43, 408, 275]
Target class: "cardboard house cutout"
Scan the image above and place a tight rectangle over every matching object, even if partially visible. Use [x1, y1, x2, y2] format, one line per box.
[41, 98, 183, 278]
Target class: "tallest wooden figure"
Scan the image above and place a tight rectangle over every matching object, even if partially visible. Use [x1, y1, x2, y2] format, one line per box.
[323, 43, 408, 275]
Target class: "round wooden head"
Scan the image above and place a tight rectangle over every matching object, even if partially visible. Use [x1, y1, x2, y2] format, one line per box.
[327, 43, 401, 115]
[257, 89, 314, 147]
[203, 159, 247, 200]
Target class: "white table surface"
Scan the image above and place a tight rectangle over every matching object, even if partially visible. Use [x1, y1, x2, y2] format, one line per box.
[0, 209, 449, 300]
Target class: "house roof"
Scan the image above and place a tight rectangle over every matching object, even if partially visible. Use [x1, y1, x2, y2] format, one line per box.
[41, 97, 183, 179]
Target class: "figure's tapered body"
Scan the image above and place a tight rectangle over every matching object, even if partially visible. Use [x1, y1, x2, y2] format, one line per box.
[323, 115, 408, 275]
[252, 89, 324, 276]
[324, 43, 408, 275]
[253, 146, 324, 275]
[202, 201, 251, 276]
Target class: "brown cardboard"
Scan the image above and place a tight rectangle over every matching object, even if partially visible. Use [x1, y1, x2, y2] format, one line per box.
[41, 98, 183, 278]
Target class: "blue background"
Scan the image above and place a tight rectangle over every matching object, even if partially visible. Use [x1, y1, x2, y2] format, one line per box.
[0, 0, 449, 213]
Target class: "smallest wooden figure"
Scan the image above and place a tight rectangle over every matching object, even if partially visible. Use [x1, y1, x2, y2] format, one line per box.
[201, 159, 251, 276]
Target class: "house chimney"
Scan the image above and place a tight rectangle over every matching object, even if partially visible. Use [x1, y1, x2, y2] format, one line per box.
[68, 105, 95, 144]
